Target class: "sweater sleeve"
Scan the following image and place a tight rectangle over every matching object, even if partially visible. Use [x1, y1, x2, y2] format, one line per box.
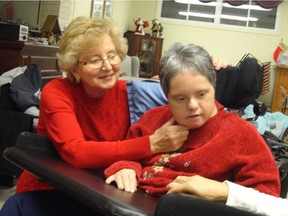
[37, 79, 152, 168]
[226, 181, 288, 216]
[104, 160, 142, 180]
[126, 105, 172, 139]
[231, 122, 280, 197]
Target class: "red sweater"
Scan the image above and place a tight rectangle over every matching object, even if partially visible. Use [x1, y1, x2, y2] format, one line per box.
[104, 103, 280, 197]
[16, 78, 151, 193]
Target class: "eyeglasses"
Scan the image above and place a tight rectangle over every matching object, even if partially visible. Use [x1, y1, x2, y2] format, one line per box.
[78, 54, 121, 69]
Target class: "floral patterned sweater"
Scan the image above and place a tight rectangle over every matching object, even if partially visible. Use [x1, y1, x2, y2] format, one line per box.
[104, 102, 280, 197]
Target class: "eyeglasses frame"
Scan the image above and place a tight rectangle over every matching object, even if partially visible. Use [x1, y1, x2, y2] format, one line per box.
[77, 54, 121, 69]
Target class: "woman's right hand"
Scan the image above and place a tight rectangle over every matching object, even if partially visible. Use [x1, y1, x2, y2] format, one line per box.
[166, 175, 229, 203]
[149, 117, 189, 155]
[105, 169, 137, 193]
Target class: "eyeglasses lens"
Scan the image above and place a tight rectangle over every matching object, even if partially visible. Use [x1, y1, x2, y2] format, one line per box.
[89, 55, 121, 69]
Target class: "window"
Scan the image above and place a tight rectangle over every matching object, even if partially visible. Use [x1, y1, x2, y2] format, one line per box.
[160, 0, 280, 30]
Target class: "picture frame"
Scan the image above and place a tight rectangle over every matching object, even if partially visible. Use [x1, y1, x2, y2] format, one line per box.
[91, 0, 113, 19]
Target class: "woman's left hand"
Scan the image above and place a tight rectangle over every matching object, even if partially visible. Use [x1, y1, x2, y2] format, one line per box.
[105, 169, 137, 193]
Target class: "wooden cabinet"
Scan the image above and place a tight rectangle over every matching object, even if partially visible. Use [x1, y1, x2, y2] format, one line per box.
[271, 65, 288, 113]
[0, 40, 24, 75]
[124, 31, 163, 78]
[0, 40, 61, 86]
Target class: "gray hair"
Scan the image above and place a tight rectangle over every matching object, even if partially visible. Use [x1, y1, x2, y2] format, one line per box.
[159, 43, 216, 96]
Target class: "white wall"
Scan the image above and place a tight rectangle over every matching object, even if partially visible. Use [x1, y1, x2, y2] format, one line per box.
[69, 0, 131, 36]
[110, 1, 133, 36]
[71, 0, 92, 19]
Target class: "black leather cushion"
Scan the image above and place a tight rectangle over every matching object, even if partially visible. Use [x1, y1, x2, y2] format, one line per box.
[3, 132, 159, 216]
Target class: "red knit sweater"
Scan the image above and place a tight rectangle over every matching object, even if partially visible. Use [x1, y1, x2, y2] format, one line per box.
[16, 78, 151, 193]
[104, 102, 280, 197]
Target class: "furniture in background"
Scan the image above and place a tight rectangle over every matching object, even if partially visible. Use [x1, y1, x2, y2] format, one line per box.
[120, 55, 140, 77]
[124, 31, 163, 78]
[271, 65, 288, 113]
[261, 61, 272, 96]
[0, 40, 23, 75]
[0, 40, 140, 85]
[0, 40, 61, 87]
[279, 85, 288, 114]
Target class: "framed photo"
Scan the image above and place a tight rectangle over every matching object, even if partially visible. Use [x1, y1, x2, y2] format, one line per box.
[91, 0, 113, 19]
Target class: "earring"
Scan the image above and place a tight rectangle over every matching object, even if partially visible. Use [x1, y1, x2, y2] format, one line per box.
[76, 78, 81, 84]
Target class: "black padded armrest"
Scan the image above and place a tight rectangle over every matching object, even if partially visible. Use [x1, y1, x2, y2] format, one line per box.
[3, 132, 159, 216]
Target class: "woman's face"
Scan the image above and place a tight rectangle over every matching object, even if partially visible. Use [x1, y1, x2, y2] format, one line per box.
[73, 34, 121, 97]
[167, 71, 217, 129]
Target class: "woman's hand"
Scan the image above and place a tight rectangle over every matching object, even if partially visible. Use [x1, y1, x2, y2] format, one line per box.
[105, 169, 137, 193]
[149, 117, 189, 155]
[166, 175, 228, 203]
[211, 57, 230, 70]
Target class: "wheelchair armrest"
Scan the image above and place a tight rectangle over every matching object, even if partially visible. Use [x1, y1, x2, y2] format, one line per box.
[155, 194, 259, 216]
[3, 132, 159, 216]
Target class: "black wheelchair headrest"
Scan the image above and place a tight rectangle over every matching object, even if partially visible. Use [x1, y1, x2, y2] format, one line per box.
[215, 57, 263, 109]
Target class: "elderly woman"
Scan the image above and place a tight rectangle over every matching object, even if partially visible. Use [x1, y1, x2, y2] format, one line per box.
[0, 17, 188, 216]
[105, 43, 280, 198]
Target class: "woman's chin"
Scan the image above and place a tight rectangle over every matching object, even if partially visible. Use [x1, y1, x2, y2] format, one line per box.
[181, 120, 205, 129]
[101, 75, 118, 88]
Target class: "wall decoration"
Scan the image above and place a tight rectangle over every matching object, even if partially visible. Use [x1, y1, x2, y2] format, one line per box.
[91, 0, 113, 19]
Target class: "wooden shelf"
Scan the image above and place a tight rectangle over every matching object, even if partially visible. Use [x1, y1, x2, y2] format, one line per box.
[0, 40, 24, 74]
[0, 40, 61, 86]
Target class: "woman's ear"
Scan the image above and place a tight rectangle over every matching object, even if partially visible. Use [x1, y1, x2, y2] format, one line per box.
[71, 68, 80, 81]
